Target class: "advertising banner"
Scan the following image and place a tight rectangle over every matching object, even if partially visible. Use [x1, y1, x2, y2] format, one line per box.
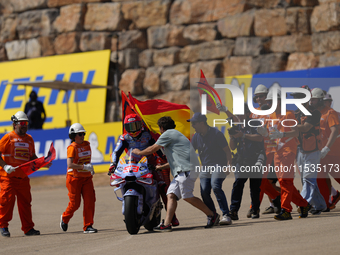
[0, 50, 111, 133]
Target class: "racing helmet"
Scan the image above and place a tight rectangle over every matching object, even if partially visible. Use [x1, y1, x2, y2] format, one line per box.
[69, 123, 86, 140]
[124, 114, 143, 138]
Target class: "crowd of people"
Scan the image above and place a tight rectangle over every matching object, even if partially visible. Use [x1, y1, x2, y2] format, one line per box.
[1, 85, 340, 237]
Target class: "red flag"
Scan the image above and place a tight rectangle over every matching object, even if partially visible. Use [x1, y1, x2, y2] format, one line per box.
[15, 142, 56, 176]
[197, 70, 222, 114]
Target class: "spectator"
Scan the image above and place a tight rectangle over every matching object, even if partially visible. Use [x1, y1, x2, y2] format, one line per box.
[24, 90, 46, 130]
[188, 112, 233, 225]
[0, 111, 43, 237]
[132, 116, 219, 232]
[60, 123, 97, 234]
[227, 103, 264, 220]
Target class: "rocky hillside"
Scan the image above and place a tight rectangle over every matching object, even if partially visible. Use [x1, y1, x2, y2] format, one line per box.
[1, 0, 340, 120]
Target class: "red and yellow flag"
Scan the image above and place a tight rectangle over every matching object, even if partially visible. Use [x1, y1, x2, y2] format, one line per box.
[128, 93, 191, 139]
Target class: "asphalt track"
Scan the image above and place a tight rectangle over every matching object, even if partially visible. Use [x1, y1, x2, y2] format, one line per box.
[2, 173, 340, 255]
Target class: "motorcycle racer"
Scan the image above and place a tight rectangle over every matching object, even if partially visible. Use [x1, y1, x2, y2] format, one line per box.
[109, 113, 179, 227]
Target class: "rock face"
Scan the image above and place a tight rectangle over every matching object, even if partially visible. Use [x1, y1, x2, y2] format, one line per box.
[1, 0, 340, 121]
[53, 4, 86, 33]
[119, 69, 145, 96]
[84, 3, 128, 31]
[17, 9, 59, 39]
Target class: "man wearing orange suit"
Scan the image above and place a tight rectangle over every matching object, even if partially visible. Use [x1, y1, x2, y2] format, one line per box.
[0, 111, 43, 237]
[259, 88, 310, 220]
[249, 84, 281, 215]
[60, 123, 97, 234]
[311, 89, 340, 210]
[322, 93, 340, 209]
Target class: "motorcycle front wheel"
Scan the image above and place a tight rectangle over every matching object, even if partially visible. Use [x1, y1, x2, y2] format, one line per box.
[124, 196, 141, 235]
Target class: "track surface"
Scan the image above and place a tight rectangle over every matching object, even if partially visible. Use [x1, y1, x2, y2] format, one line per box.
[2, 173, 340, 255]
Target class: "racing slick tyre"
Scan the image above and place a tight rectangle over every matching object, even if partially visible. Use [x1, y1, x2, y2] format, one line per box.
[124, 196, 140, 235]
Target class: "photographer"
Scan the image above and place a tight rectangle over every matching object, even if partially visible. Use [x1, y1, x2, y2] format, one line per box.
[226, 103, 264, 220]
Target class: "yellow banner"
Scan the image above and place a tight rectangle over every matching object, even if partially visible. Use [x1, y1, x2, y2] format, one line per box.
[0, 50, 111, 133]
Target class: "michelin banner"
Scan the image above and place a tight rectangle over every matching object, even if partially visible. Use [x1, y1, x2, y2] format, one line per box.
[0, 50, 111, 133]
[0, 122, 122, 177]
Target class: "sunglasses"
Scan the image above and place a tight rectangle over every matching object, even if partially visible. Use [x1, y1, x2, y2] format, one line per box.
[76, 133, 86, 137]
[17, 121, 28, 126]
[255, 95, 266, 99]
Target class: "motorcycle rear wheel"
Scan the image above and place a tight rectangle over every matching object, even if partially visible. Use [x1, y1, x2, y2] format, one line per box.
[144, 201, 162, 231]
[144, 213, 161, 231]
[124, 196, 140, 235]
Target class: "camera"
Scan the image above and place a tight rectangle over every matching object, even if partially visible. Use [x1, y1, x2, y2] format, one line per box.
[228, 125, 238, 136]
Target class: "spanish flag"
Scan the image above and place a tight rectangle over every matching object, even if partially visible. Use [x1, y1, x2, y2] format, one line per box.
[128, 93, 191, 139]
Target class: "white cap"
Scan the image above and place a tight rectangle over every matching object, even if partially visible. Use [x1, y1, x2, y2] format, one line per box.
[12, 111, 28, 122]
[266, 87, 281, 100]
[254, 84, 268, 95]
[324, 93, 332, 101]
[311, 88, 324, 99]
[69, 123, 86, 134]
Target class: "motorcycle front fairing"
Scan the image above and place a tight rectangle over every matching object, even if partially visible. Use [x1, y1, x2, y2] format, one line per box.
[110, 151, 159, 222]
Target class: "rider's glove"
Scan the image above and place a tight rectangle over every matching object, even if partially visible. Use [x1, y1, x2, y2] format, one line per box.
[109, 163, 117, 173]
[3, 165, 16, 174]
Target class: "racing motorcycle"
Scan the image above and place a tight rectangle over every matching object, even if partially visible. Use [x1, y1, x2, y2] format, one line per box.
[110, 150, 162, 235]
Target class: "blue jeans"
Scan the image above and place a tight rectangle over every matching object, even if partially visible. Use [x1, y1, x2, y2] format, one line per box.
[200, 177, 230, 216]
[297, 149, 327, 210]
